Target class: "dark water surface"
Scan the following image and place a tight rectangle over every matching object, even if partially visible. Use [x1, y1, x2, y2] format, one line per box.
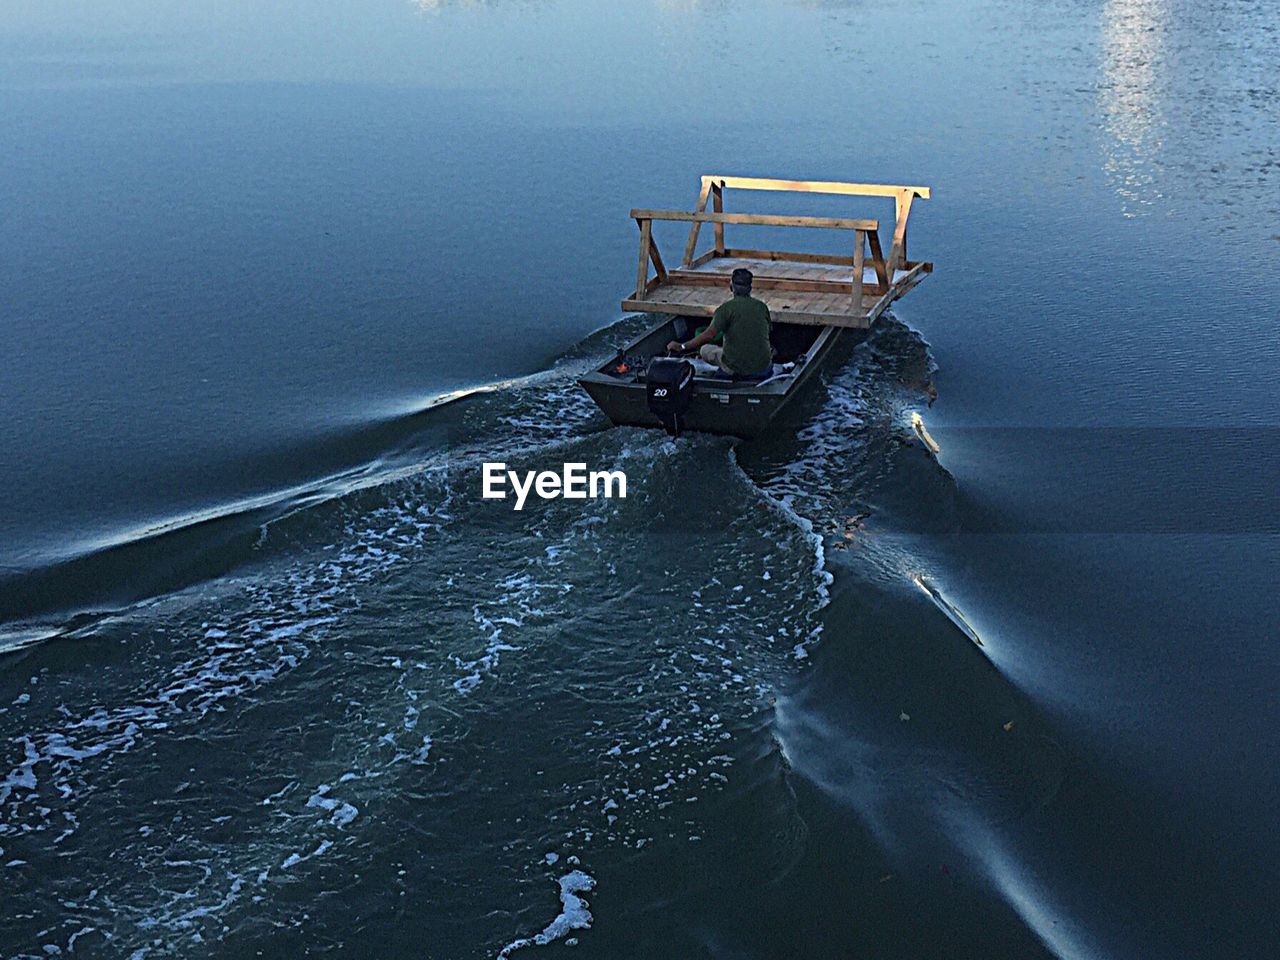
[2, 1, 1278, 957]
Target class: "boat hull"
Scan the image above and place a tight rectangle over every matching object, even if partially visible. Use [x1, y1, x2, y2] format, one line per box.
[578, 318, 853, 439]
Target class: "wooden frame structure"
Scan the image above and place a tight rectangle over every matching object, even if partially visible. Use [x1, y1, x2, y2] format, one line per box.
[623, 175, 932, 328]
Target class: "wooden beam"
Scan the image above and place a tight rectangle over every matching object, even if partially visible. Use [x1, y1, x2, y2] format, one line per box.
[711, 181, 725, 254]
[897, 190, 912, 264]
[892, 261, 930, 292]
[886, 189, 915, 278]
[718, 247, 891, 288]
[635, 218, 652, 298]
[621, 299, 717, 318]
[688, 249, 720, 268]
[852, 229, 865, 312]
[622, 297, 872, 329]
[649, 233, 668, 283]
[703, 175, 930, 201]
[865, 261, 929, 325]
[681, 177, 712, 267]
[667, 270, 877, 295]
[866, 289, 895, 326]
[866, 231, 889, 291]
[630, 209, 880, 231]
[722, 248, 858, 267]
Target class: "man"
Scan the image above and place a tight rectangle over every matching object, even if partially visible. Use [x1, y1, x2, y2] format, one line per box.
[666, 268, 773, 378]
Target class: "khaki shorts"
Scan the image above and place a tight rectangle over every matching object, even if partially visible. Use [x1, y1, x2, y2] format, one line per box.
[699, 344, 733, 373]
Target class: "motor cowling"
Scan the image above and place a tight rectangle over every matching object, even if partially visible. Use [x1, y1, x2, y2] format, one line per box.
[645, 357, 695, 437]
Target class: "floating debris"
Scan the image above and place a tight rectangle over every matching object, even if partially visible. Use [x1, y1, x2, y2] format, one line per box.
[910, 411, 941, 454]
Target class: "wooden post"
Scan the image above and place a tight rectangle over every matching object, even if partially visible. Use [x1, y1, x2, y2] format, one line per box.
[649, 235, 668, 285]
[681, 177, 712, 267]
[886, 189, 914, 279]
[852, 229, 865, 312]
[897, 190, 911, 263]
[867, 230, 889, 292]
[636, 218, 652, 298]
[711, 181, 725, 255]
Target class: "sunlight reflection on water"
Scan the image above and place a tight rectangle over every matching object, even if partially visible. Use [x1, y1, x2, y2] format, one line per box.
[1099, 0, 1167, 213]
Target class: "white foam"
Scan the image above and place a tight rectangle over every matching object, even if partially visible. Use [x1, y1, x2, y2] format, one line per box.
[411, 735, 432, 764]
[280, 839, 333, 870]
[497, 870, 596, 958]
[305, 784, 359, 828]
[0, 737, 40, 805]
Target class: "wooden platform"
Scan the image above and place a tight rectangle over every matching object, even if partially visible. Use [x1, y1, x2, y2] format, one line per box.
[623, 176, 932, 329]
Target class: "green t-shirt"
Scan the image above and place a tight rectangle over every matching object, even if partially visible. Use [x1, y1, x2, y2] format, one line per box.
[710, 295, 773, 374]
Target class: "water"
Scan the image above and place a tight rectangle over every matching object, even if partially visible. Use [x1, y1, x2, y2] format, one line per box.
[2, 1, 1278, 957]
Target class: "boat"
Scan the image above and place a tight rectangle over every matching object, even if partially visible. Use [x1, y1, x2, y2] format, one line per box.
[578, 175, 932, 438]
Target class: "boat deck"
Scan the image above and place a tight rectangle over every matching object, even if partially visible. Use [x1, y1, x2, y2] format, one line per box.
[622, 176, 932, 329]
[625, 256, 923, 327]
[624, 264, 875, 326]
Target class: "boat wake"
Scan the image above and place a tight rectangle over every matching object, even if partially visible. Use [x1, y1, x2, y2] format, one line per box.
[0, 311, 1032, 959]
[0, 313, 831, 956]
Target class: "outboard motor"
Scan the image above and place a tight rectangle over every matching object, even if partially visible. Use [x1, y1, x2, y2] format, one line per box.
[645, 357, 695, 437]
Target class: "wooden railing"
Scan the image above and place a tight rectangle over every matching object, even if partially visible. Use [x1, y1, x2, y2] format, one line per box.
[624, 175, 932, 326]
[684, 175, 929, 276]
[631, 176, 930, 304]
[631, 210, 879, 231]
[631, 208, 884, 312]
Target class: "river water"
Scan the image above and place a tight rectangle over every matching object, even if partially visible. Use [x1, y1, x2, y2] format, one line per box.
[2, 1, 1277, 957]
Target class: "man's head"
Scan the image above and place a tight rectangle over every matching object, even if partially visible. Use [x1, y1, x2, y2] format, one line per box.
[730, 268, 753, 296]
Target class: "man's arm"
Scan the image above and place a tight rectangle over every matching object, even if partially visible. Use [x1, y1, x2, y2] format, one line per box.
[666, 323, 718, 355]
[667, 307, 725, 354]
